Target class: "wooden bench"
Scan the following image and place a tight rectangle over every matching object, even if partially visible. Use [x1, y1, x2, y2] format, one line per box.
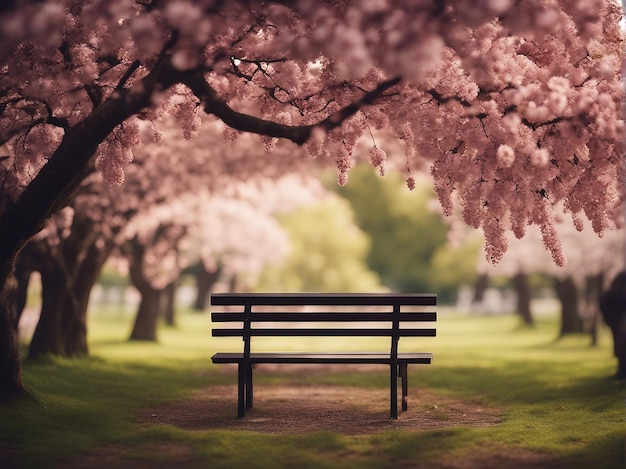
[210, 293, 437, 419]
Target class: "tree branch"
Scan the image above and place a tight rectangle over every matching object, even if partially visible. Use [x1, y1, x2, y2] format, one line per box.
[184, 72, 401, 145]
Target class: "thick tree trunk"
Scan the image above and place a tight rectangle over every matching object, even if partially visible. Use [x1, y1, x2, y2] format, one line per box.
[28, 253, 99, 358]
[27, 215, 111, 358]
[513, 272, 534, 326]
[193, 262, 221, 311]
[0, 275, 27, 400]
[29, 267, 68, 357]
[0, 247, 28, 400]
[599, 271, 626, 379]
[554, 276, 583, 336]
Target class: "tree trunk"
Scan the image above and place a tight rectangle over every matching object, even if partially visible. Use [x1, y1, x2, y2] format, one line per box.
[11, 252, 35, 330]
[472, 273, 489, 303]
[554, 276, 583, 336]
[28, 249, 101, 358]
[163, 280, 177, 327]
[126, 238, 161, 341]
[29, 265, 68, 357]
[130, 286, 162, 341]
[193, 262, 221, 311]
[0, 273, 27, 400]
[599, 271, 626, 379]
[584, 274, 603, 347]
[27, 215, 112, 358]
[513, 272, 534, 326]
[0, 246, 28, 400]
[609, 317, 626, 379]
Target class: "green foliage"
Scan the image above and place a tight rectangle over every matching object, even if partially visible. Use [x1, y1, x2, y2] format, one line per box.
[430, 234, 482, 297]
[1, 307, 624, 468]
[255, 195, 383, 292]
[333, 165, 479, 299]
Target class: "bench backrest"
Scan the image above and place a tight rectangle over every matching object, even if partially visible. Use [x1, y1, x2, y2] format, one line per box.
[210, 293, 437, 359]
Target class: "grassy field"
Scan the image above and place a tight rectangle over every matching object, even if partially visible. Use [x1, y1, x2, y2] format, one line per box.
[1, 305, 624, 468]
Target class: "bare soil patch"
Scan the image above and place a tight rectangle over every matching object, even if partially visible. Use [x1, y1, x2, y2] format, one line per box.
[140, 385, 500, 435]
[140, 364, 501, 434]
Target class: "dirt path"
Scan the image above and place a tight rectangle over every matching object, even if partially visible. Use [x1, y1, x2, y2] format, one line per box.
[72, 365, 561, 468]
[139, 383, 501, 434]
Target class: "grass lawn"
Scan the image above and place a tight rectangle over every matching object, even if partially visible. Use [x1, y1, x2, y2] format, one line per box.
[1, 305, 624, 468]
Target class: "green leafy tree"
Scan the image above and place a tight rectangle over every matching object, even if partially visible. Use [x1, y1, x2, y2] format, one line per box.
[255, 195, 382, 293]
[334, 165, 452, 295]
[332, 165, 483, 300]
[430, 235, 482, 300]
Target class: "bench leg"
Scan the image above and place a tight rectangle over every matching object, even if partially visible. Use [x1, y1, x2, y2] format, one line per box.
[390, 363, 398, 419]
[237, 362, 246, 418]
[400, 363, 408, 411]
[246, 363, 254, 409]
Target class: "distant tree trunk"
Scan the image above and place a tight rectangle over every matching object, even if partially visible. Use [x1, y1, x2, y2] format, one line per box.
[193, 262, 221, 311]
[126, 238, 160, 341]
[130, 286, 161, 341]
[599, 271, 626, 380]
[554, 276, 583, 336]
[513, 272, 534, 326]
[472, 274, 489, 303]
[584, 274, 603, 347]
[163, 280, 177, 326]
[28, 240, 106, 358]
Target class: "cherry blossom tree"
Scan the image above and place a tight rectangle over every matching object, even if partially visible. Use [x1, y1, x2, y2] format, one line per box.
[0, 1, 623, 400]
[19, 118, 319, 353]
[119, 176, 314, 341]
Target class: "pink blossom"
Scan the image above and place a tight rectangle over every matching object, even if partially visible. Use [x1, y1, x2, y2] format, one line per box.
[369, 146, 386, 168]
[530, 148, 550, 168]
[496, 144, 515, 167]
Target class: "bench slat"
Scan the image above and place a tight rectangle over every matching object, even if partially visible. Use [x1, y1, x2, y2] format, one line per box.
[211, 352, 434, 364]
[210, 293, 436, 306]
[212, 327, 436, 337]
[211, 311, 437, 322]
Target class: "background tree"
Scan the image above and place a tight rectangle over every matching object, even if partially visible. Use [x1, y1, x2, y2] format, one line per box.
[478, 215, 624, 336]
[256, 194, 382, 293]
[0, 0, 623, 399]
[335, 165, 456, 298]
[21, 115, 321, 353]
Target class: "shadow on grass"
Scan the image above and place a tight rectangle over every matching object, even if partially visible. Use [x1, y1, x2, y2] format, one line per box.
[0, 356, 230, 468]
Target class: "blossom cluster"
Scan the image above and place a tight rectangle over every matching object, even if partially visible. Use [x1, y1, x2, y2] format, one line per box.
[0, 0, 623, 266]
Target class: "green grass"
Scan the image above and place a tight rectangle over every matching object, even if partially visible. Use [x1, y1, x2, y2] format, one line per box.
[1, 306, 625, 468]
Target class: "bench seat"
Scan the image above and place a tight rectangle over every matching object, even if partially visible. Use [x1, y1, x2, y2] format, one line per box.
[212, 352, 434, 364]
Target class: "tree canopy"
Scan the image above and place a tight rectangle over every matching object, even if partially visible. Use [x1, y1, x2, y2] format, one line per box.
[0, 0, 624, 399]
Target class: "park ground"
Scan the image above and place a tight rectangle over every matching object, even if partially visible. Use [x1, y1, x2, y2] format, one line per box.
[1, 305, 625, 468]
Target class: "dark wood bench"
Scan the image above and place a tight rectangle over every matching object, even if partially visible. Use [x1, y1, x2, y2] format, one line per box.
[210, 293, 437, 419]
